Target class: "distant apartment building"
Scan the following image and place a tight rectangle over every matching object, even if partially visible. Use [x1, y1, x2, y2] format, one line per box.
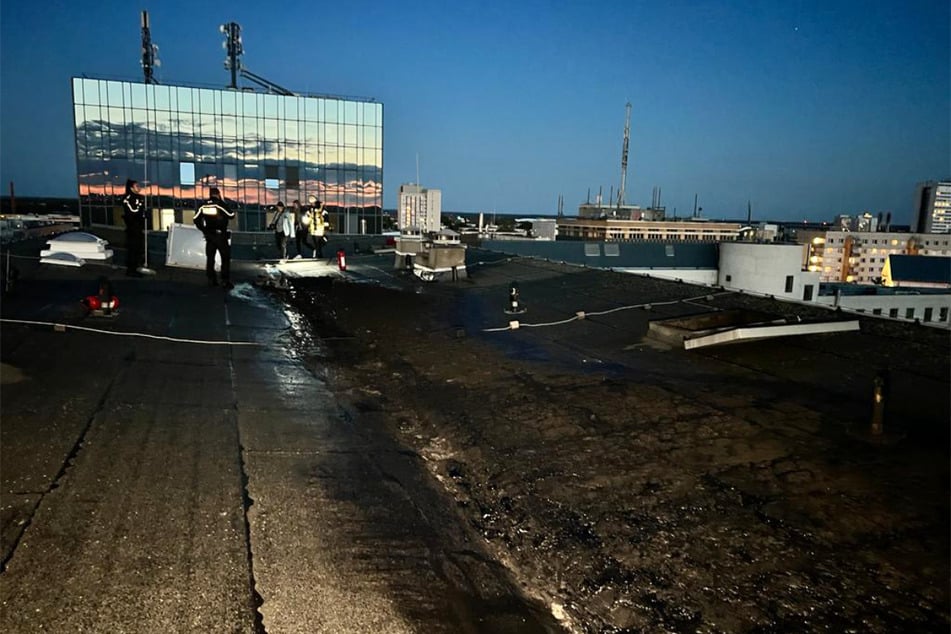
[398, 184, 441, 233]
[718, 243, 950, 326]
[557, 218, 742, 242]
[912, 180, 951, 234]
[810, 231, 951, 283]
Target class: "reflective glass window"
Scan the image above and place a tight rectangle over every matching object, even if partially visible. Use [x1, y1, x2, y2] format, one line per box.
[241, 116, 259, 140]
[285, 143, 301, 162]
[130, 83, 146, 108]
[195, 89, 212, 114]
[344, 125, 357, 146]
[107, 81, 124, 107]
[157, 160, 176, 184]
[221, 90, 236, 115]
[285, 120, 299, 142]
[303, 121, 318, 143]
[285, 96, 298, 120]
[324, 124, 338, 145]
[344, 101, 357, 124]
[264, 118, 279, 141]
[325, 100, 339, 124]
[176, 111, 196, 137]
[106, 106, 125, 124]
[178, 87, 193, 111]
[264, 94, 278, 118]
[198, 138, 216, 162]
[361, 126, 375, 148]
[152, 109, 171, 132]
[265, 139, 281, 162]
[198, 112, 215, 135]
[305, 98, 319, 121]
[286, 166, 300, 188]
[153, 85, 170, 110]
[221, 138, 239, 162]
[222, 116, 237, 137]
[241, 142, 261, 163]
[180, 162, 195, 185]
[240, 92, 255, 117]
[83, 79, 101, 105]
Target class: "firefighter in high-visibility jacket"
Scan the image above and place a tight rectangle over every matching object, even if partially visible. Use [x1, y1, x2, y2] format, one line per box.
[304, 195, 330, 259]
[193, 187, 236, 289]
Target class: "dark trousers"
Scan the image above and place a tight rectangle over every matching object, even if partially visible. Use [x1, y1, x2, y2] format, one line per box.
[126, 226, 144, 272]
[295, 229, 305, 256]
[274, 232, 287, 259]
[204, 231, 231, 283]
[308, 234, 327, 257]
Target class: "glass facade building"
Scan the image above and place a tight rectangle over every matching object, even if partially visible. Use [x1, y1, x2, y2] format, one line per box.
[71, 77, 383, 232]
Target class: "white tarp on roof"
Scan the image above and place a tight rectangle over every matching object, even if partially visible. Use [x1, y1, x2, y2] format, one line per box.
[165, 223, 220, 270]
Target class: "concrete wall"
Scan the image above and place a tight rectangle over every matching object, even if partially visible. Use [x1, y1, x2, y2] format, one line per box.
[620, 269, 718, 285]
[719, 243, 821, 301]
[815, 293, 951, 325]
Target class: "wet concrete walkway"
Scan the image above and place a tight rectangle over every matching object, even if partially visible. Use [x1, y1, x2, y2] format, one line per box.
[0, 257, 559, 632]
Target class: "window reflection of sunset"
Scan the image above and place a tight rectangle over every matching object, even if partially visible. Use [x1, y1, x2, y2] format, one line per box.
[73, 77, 383, 229]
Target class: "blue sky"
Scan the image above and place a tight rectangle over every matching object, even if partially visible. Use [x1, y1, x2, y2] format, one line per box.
[1, 0, 948, 223]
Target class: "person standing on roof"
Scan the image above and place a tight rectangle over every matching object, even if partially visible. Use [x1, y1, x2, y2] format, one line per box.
[193, 187, 236, 289]
[291, 199, 305, 259]
[304, 195, 330, 259]
[272, 201, 294, 261]
[121, 179, 145, 277]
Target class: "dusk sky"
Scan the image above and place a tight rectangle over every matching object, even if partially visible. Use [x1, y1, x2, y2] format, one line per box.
[1, 0, 948, 222]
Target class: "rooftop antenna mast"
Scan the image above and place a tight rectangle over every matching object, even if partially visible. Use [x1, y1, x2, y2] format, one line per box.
[221, 22, 242, 90]
[617, 102, 632, 210]
[140, 11, 160, 84]
[220, 22, 295, 95]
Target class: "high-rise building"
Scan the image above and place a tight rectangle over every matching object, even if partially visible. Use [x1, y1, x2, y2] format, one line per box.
[71, 77, 383, 232]
[398, 184, 441, 233]
[912, 180, 951, 234]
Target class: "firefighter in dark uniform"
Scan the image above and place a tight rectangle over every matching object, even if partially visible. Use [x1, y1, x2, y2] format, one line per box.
[121, 179, 145, 276]
[193, 187, 236, 289]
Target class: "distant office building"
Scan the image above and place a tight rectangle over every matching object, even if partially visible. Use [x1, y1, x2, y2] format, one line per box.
[835, 212, 881, 232]
[398, 184, 441, 233]
[71, 77, 383, 232]
[577, 203, 665, 221]
[913, 180, 951, 234]
[514, 218, 558, 240]
[557, 218, 742, 242]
